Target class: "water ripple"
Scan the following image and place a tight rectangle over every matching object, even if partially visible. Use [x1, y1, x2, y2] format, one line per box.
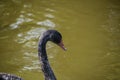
[10, 14, 33, 29]
[37, 19, 55, 28]
[15, 28, 46, 44]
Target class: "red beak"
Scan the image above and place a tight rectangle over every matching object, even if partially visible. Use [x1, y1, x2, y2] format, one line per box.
[58, 40, 67, 51]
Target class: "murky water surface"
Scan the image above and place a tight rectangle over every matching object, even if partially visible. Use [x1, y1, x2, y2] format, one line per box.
[0, 0, 120, 80]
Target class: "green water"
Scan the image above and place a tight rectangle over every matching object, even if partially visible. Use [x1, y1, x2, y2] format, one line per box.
[0, 0, 120, 80]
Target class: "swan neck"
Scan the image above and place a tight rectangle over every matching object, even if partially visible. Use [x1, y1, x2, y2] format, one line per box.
[38, 35, 49, 60]
[38, 35, 56, 80]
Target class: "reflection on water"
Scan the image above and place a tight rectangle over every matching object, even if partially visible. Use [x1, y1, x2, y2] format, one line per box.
[10, 14, 33, 29]
[16, 28, 46, 44]
[0, 0, 120, 80]
[37, 19, 55, 28]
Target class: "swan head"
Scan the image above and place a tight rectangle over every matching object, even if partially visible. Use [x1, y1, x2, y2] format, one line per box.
[45, 30, 66, 51]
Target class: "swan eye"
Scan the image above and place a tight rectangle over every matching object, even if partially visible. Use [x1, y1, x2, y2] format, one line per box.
[50, 31, 62, 44]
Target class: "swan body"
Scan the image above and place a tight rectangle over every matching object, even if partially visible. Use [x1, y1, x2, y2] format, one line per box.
[0, 73, 22, 80]
[0, 30, 66, 80]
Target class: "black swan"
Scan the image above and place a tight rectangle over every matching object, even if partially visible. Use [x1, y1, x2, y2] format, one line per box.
[0, 30, 66, 80]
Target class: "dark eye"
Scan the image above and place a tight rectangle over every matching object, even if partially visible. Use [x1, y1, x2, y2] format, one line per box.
[54, 34, 61, 43]
[50, 31, 62, 44]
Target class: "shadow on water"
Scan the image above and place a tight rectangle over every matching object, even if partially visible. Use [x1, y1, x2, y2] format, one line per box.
[0, 0, 120, 80]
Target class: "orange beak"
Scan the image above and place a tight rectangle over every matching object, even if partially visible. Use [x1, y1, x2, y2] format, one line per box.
[58, 40, 67, 51]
